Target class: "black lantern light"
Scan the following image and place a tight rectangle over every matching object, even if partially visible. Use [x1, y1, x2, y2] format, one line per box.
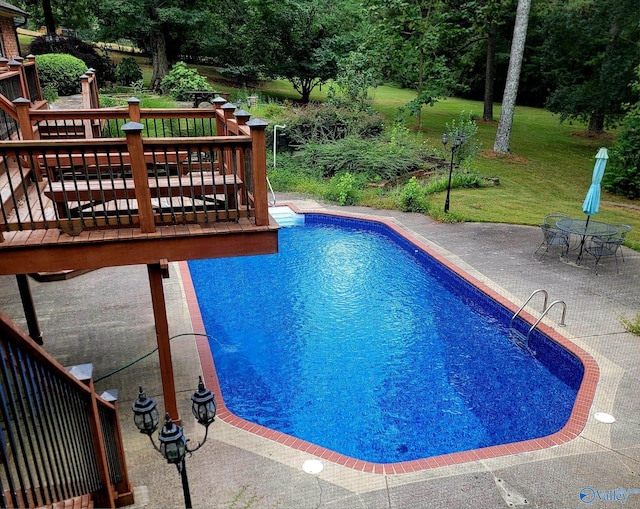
[191, 376, 216, 427]
[132, 379, 216, 509]
[132, 386, 159, 435]
[158, 414, 187, 464]
[442, 131, 465, 213]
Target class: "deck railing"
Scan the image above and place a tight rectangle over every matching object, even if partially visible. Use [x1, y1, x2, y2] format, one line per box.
[0, 311, 132, 508]
[0, 100, 269, 241]
[0, 56, 45, 141]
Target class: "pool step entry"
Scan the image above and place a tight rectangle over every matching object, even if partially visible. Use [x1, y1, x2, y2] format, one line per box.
[509, 289, 566, 356]
[269, 206, 305, 227]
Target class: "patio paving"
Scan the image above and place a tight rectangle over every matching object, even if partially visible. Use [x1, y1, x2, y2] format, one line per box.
[0, 194, 639, 508]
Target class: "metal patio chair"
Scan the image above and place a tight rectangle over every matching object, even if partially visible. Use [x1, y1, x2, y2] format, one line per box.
[585, 223, 632, 274]
[534, 213, 570, 260]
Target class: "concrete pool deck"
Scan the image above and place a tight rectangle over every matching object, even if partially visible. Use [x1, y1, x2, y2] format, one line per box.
[1, 195, 639, 508]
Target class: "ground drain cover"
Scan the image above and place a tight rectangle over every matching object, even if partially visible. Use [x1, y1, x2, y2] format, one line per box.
[302, 459, 324, 474]
[594, 412, 616, 423]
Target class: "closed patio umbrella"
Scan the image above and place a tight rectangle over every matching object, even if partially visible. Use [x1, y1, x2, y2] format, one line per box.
[582, 147, 609, 225]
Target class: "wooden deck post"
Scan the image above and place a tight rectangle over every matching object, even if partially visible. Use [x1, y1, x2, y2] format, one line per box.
[14, 97, 36, 140]
[121, 121, 155, 233]
[221, 102, 237, 136]
[87, 378, 117, 509]
[212, 97, 226, 135]
[15, 274, 43, 345]
[147, 263, 180, 423]
[127, 97, 141, 123]
[247, 118, 269, 226]
[9, 59, 29, 103]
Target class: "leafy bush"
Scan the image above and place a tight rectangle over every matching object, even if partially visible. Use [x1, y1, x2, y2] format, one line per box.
[29, 35, 114, 83]
[399, 177, 429, 213]
[603, 69, 640, 199]
[114, 57, 143, 86]
[160, 62, 212, 101]
[41, 83, 58, 103]
[293, 135, 425, 180]
[442, 111, 482, 168]
[281, 104, 384, 147]
[35, 54, 87, 96]
[325, 172, 360, 205]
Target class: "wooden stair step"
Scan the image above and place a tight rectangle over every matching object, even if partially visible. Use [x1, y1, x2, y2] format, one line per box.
[1, 165, 32, 215]
[4, 490, 93, 509]
[36, 494, 93, 509]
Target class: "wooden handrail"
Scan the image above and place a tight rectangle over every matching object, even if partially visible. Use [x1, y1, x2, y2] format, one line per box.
[0, 310, 130, 508]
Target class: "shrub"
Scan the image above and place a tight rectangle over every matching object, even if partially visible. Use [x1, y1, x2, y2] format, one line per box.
[29, 35, 114, 83]
[35, 54, 87, 96]
[621, 312, 640, 336]
[441, 111, 482, 169]
[603, 68, 640, 199]
[281, 104, 384, 148]
[114, 57, 143, 86]
[399, 177, 429, 213]
[160, 62, 212, 101]
[294, 135, 425, 181]
[41, 83, 58, 103]
[325, 172, 360, 206]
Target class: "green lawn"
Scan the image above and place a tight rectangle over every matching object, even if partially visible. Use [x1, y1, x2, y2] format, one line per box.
[255, 81, 640, 249]
[15, 41, 639, 248]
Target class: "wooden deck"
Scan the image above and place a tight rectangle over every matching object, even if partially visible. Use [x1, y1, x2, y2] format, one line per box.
[0, 214, 279, 275]
[0, 95, 276, 275]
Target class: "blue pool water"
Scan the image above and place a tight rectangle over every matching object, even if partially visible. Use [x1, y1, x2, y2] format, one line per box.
[188, 214, 583, 464]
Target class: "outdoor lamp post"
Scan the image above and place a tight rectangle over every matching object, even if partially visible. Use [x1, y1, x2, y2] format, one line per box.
[132, 378, 216, 509]
[441, 132, 465, 213]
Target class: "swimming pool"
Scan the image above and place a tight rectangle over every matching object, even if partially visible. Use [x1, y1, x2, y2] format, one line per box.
[185, 210, 598, 470]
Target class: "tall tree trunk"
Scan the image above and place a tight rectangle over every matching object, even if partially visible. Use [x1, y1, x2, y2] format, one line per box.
[588, 112, 605, 134]
[483, 22, 497, 122]
[150, 31, 169, 91]
[42, 0, 56, 35]
[493, 0, 531, 154]
[416, 51, 425, 128]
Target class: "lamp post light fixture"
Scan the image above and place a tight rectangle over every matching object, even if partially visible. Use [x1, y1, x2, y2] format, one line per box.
[132, 378, 216, 509]
[441, 132, 465, 213]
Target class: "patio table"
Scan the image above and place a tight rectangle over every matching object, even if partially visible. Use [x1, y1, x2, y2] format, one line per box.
[556, 218, 618, 265]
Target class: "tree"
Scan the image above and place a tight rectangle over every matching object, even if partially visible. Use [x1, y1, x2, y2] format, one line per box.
[97, 0, 215, 87]
[493, 0, 531, 154]
[244, 0, 361, 103]
[19, 0, 95, 33]
[364, 0, 459, 127]
[603, 66, 640, 199]
[540, 0, 640, 134]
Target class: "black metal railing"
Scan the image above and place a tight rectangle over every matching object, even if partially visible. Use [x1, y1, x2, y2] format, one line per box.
[0, 108, 19, 141]
[0, 74, 22, 103]
[23, 65, 41, 103]
[0, 135, 254, 236]
[0, 313, 126, 508]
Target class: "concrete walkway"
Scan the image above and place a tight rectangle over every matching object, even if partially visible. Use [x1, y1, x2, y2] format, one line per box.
[0, 196, 639, 508]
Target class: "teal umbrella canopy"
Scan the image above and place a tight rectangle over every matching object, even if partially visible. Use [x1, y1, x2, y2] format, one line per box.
[582, 147, 609, 217]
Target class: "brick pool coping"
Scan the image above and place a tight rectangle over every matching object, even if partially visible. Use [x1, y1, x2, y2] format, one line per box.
[178, 207, 600, 475]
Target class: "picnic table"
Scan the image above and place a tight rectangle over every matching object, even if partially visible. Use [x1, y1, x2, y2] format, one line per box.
[186, 91, 229, 108]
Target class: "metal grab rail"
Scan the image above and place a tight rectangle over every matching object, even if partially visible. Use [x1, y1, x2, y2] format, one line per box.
[509, 290, 566, 355]
[509, 288, 549, 330]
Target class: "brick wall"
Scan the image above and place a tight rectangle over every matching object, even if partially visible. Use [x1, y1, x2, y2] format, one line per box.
[0, 17, 19, 59]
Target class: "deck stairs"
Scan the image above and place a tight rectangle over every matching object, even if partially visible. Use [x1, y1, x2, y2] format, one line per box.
[2, 492, 93, 509]
[508, 289, 567, 355]
[0, 161, 33, 218]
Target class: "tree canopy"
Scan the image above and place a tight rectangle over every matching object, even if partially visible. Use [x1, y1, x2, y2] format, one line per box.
[540, 0, 640, 133]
